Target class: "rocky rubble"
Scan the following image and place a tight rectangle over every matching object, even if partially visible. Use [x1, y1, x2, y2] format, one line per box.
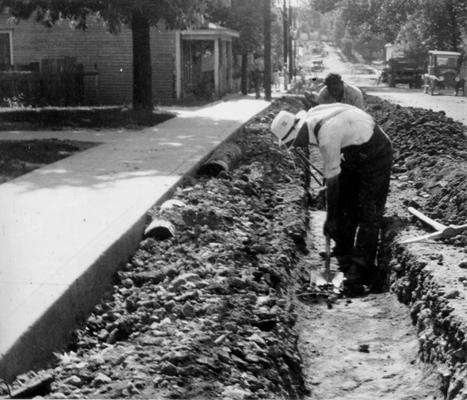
[1, 98, 312, 400]
[366, 95, 467, 399]
[366, 95, 466, 247]
[389, 244, 467, 400]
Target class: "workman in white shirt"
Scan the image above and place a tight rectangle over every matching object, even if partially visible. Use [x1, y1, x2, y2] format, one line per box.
[251, 53, 265, 99]
[318, 73, 365, 109]
[271, 103, 393, 293]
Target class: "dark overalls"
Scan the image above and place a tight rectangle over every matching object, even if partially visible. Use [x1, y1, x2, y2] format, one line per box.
[334, 125, 393, 269]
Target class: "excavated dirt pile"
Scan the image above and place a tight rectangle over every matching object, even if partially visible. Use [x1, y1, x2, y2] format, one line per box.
[366, 95, 466, 244]
[365, 95, 467, 399]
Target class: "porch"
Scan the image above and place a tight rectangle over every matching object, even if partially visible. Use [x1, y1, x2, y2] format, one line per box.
[175, 26, 239, 102]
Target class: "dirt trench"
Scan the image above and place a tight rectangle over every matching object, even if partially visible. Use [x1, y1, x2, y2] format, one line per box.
[295, 211, 443, 400]
[294, 94, 467, 400]
[1, 96, 466, 399]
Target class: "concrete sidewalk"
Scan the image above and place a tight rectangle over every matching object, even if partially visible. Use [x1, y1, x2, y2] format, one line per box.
[0, 96, 270, 381]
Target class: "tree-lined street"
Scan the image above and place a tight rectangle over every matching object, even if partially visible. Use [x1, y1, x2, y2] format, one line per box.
[302, 42, 467, 126]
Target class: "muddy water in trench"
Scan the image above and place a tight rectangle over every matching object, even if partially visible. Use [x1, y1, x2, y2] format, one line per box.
[295, 211, 443, 400]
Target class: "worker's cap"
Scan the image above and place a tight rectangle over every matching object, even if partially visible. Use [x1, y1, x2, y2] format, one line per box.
[324, 73, 343, 86]
[271, 110, 307, 146]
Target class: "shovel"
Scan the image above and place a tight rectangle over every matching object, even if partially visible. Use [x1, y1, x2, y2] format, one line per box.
[315, 235, 345, 289]
[399, 207, 467, 244]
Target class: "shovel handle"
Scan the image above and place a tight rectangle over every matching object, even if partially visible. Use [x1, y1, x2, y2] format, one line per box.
[325, 234, 331, 254]
[400, 223, 467, 244]
[408, 207, 446, 232]
[325, 235, 331, 271]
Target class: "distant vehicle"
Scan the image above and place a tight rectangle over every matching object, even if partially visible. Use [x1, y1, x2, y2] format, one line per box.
[381, 57, 423, 88]
[310, 59, 324, 72]
[423, 50, 463, 95]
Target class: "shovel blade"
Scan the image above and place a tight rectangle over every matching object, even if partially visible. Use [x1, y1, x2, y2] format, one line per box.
[315, 274, 328, 286]
[331, 272, 345, 289]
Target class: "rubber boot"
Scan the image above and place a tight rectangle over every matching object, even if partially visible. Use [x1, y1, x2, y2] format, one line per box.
[343, 263, 365, 297]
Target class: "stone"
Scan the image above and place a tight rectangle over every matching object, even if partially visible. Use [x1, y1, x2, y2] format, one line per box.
[63, 375, 83, 387]
[106, 328, 119, 344]
[93, 373, 112, 386]
[169, 272, 200, 292]
[97, 329, 109, 341]
[248, 333, 266, 347]
[160, 361, 178, 376]
[122, 278, 134, 288]
[152, 376, 163, 388]
[445, 290, 460, 299]
[49, 393, 68, 399]
[358, 344, 370, 353]
[164, 300, 176, 312]
[181, 302, 196, 318]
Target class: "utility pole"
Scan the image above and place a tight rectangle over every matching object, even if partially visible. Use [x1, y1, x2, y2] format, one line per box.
[264, 0, 272, 100]
[283, 0, 288, 90]
[288, 1, 294, 84]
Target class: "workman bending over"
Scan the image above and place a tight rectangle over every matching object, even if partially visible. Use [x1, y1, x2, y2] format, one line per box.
[318, 73, 365, 109]
[271, 103, 393, 292]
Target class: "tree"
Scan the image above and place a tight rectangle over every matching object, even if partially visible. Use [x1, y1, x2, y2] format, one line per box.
[394, 0, 466, 62]
[353, 22, 385, 62]
[416, 0, 467, 51]
[209, 0, 264, 94]
[0, 0, 229, 110]
[310, 0, 342, 14]
[264, 0, 272, 100]
[375, 0, 419, 42]
[394, 13, 427, 63]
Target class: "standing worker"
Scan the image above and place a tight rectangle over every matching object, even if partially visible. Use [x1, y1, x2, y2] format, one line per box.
[251, 53, 265, 99]
[270, 103, 393, 294]
[318, 73, 365, 109]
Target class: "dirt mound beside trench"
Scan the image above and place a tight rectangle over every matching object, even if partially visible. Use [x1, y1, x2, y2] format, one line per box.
[366, 95, 466, 245]
[365, 95, 467, 399]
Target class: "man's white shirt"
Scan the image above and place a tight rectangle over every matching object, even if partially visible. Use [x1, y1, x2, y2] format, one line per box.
[303, 103, 376, 179]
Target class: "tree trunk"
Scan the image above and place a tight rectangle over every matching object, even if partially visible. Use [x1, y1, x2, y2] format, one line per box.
[447, 1, 459, 51]
[263, 0, 272, 101]
[283, 0, 288, 90]
[241, 53, 248, 95]
[288, 4, 293, 82]
[131, 9, 153, 110]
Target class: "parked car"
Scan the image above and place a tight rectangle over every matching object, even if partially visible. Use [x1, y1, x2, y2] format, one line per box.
[381, 57, 423, 88]
[423, 50, 463, 95]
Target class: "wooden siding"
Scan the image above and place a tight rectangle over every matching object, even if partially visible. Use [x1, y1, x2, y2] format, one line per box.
[0, 16, 177, 105]
[0, 15, 133, 105]
[0, 14, 235, 106]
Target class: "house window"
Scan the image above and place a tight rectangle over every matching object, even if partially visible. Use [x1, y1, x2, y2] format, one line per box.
[0, 31, 12, 70]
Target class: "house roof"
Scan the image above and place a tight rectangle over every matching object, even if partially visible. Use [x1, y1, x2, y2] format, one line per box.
[181, 24, 240, 41]
[428, 50, 461, 56]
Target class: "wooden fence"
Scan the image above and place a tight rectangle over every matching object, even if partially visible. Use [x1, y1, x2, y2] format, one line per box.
[0, 57, 99, 106]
